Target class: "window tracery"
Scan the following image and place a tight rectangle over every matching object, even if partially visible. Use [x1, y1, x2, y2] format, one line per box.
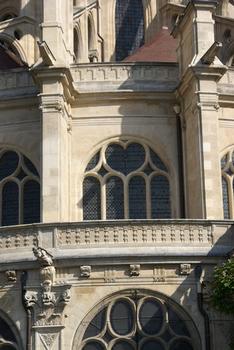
[83, 140, 171, 220]
[0, 149, 40, 226]
[76, 290, 199, 350]
[221, 148, 234, 219]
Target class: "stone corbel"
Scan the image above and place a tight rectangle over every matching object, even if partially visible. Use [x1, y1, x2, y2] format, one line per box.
[200, 42, 222, 65]
[129, 265, 140, 277]
[37, 41, 56, 66]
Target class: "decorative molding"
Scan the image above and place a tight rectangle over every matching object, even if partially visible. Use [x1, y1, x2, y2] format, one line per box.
[0, 229, 38, 250]
[0, 221, 232, 264]
[57, 223, 214, 247]
[104, 268, 115, 283]
[39, 333, 58, 350]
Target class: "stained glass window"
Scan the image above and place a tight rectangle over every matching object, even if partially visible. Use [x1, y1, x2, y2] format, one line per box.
[79, 291, 197, 350]
[0, 149, 40, 226]
[83, 177, 101, 220]
[151, 176, 171, 219]
[115, 0, 144, 61]
[83, 140, 171, 220]
[106, 176, 124, 219]
[129, 176, 146, 219]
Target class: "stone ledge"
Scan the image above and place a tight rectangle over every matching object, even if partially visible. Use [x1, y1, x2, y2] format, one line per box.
[0, 220, 232, 266]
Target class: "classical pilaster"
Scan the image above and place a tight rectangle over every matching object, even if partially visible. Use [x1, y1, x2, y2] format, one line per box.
[32, 66, 74, 222]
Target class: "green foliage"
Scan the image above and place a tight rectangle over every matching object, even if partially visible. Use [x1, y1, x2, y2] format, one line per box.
[212, 258, 234, 314]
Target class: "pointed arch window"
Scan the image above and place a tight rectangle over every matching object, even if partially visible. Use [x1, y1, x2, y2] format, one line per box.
[0, 149, 40, 226]
[83, 140, 171, 220]
[221, 148, 234, 219]
[115, 0, 144, 61]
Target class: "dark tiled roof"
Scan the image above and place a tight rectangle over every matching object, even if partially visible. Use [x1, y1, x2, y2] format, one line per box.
[124, 28, 178, 63]
[0, 44, 25, 69]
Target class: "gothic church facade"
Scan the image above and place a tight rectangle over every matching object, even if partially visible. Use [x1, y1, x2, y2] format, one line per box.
[0, 0, 233, 349]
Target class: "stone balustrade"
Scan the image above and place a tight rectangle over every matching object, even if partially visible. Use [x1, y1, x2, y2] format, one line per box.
[0, 220, 233, 268]
[0, 68, 37, 101]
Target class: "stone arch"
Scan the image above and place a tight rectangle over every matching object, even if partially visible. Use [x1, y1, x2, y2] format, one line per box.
[0, 33, 27, 65]
[87, 12, 97, 62]
[72, 288, 202, 350]
[0, 309, 23, 350]
[0, 7, 18, 21]
[73, 22, 83, 63]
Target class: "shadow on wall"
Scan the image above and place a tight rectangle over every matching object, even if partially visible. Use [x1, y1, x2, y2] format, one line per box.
[169, 225, 234, 350]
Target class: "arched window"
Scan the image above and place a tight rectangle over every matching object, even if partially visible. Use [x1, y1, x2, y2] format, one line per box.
[73, 290, 200, 350]
[221, 148, 234, 219]
[115, 0, 144, 61]
[0, 149, 40, 226]
[83, 140, 171, 220]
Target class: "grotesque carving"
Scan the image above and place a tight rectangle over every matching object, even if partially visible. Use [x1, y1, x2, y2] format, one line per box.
[33, 247, 53, 267]
[179, 263, 191, 275]
[129, 264, 140, 277]
[24, 247, 71, 326]
[80, 265, 91, 278]
[5, 270, 17, 282]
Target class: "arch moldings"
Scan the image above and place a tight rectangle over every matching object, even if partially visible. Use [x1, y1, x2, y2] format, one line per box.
[72, 288, 202, 350]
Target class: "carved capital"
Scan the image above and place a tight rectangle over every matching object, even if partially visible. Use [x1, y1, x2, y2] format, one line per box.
[24, 284, 71, 326]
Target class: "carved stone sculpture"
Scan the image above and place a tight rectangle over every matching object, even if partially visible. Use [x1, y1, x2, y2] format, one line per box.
[80, 265, 91, 278]
[129, 264, 140, 277]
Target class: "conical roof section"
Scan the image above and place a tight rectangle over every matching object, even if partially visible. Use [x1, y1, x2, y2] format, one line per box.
[124, 28, 177, 63]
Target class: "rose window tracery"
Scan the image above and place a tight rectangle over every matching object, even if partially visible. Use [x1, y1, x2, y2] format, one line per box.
[78, 292, 196, 350]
